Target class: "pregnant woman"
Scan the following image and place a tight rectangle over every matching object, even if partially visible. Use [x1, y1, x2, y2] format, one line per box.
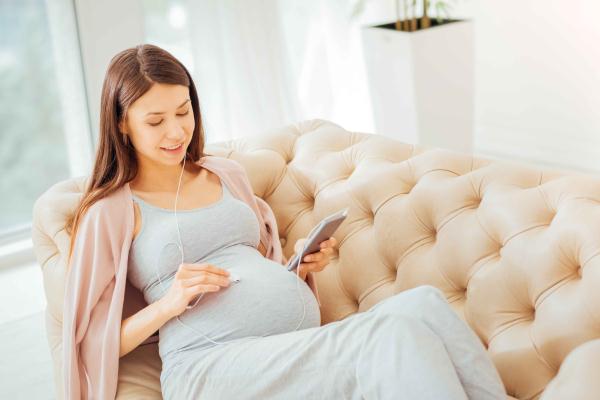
[63, 44, 506, 399]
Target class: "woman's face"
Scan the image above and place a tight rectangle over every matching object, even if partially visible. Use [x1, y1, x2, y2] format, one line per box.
[120, 83, 194, 166]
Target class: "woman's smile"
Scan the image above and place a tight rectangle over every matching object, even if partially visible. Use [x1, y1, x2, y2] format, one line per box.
[160, 142, 184, 154]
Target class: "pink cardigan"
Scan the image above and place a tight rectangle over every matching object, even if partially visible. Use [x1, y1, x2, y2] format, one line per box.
[63, 155, 321, 399]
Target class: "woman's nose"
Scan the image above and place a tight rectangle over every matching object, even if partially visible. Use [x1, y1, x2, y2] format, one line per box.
[165, 119, 186, 140]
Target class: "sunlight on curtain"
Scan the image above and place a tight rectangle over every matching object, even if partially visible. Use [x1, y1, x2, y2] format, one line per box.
[141, 0, 375, 143]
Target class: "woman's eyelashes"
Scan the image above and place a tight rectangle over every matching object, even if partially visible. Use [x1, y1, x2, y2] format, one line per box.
[147, 109, 190, 127]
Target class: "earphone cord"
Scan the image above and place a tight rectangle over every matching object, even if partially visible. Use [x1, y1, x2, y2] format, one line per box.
[152, 152, 308, 347]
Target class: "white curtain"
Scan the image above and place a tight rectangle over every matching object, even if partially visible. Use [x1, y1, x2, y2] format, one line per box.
[183, 0, 374, 142]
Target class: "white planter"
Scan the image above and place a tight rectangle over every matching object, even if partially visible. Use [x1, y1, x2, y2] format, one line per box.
[361, 20, 474, 152]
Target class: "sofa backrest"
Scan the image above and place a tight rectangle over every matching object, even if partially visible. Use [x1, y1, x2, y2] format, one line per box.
[32, 119, 600, 399]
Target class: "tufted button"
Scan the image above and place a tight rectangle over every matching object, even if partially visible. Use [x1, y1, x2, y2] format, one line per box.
[496, 241, 503, 254]
[306, 193, 315, 207]
[284, 148, 295, 164]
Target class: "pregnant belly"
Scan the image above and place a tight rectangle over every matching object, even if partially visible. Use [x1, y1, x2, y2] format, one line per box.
[159, 245, 321, 359]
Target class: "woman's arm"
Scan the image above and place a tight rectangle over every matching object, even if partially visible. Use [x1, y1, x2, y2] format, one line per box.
[119, 298, 172, 358]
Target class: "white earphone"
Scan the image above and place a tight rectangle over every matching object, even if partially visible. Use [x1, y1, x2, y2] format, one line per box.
[153, 152, 310, 346]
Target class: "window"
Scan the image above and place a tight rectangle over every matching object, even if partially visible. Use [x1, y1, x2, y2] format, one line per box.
[0, 0, 91, 241]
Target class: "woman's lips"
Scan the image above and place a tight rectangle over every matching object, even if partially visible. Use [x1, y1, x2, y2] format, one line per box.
[160, 143, 183, 154]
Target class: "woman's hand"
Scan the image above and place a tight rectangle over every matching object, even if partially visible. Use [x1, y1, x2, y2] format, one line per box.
[158, 263, 231, 318]
[292, 237, 338, 281]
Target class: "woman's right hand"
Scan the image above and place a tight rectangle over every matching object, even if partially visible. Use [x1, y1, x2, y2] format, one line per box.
[159, 263, 231, 318]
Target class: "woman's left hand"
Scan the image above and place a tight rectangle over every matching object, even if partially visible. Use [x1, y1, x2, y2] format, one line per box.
[292, 237, 338, 281]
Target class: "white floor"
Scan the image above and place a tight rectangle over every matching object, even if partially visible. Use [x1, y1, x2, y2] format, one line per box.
[0, 262, 55, 399]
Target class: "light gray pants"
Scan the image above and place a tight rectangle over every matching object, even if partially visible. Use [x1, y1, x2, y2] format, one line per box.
[161, 285, 506, 400]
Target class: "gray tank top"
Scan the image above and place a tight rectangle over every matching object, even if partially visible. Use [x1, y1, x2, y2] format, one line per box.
[127, 175, 321, 380]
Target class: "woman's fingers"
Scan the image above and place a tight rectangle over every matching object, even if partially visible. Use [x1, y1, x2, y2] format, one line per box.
[303, 248, 333, 263]
[303, 253, 318, 262]
[320, 237, 338, 258]
[319, 247, 335, 256]
[320, 237, 337, 248]
[186, 284, 221, 295]
[297, 262, 324, 278]
[183, 274, 230, 288]
[182, 263, 229, 275]
[179, 263, 230, 279]
[298, 260, 326, 273]
[296, 264, 310, 280]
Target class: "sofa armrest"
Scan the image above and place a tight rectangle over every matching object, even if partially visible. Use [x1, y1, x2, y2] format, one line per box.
[540, 339, 600, 400]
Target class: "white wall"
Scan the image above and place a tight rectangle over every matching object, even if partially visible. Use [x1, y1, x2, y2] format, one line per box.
[473, 0, 600, 173]
[359, 0, 600, 173]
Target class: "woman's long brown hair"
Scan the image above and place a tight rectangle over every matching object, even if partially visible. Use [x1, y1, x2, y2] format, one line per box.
[66, 44, 206, 263]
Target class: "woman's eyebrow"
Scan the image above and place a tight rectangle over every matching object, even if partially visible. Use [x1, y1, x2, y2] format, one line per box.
[145, 99, 191, 116]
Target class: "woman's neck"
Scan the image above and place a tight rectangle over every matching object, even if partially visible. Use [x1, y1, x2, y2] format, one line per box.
[130, 158, 199, 193]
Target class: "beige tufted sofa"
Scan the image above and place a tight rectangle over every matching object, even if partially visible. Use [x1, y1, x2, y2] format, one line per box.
[32, 119, 600, 399]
